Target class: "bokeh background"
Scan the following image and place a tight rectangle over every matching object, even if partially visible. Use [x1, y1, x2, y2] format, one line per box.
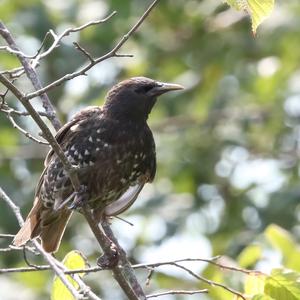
[1, 0, 300, 299]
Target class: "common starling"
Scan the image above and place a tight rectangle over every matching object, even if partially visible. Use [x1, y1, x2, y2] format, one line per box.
[14, 77, 183, 253]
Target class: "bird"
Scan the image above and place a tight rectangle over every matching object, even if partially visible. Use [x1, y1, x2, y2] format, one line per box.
[13, 77, 183, 253]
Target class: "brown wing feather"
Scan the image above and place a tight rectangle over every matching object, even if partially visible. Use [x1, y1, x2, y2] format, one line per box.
[45, 106, 101, 165]
[13, 196, 42, 247]
[13, 109, 101, 250]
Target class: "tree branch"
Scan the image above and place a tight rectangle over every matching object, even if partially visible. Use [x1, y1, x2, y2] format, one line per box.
[0, 187, 96, 300]
[5, 110, 49, 145]
[0, 74, 81, 190]
[102, 220, 147, 299]
[0, 22, 61, 130]
[83, 209, 144, 300]
[24, 0, 160, 101]
[146, 289, 208, 298]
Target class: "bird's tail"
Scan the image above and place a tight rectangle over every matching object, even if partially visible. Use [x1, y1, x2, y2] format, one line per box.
[13, 197, 72, 253]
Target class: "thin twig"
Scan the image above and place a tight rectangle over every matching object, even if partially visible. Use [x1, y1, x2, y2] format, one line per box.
[133, 257, 263, 276]
[25, 0, 160, 101]
[0, 234, 15, 238]
[0, 106, 53, 118]
[0, 22, 61, 130]
[0, 65, 25, 78]
[73, 42, 95, 63]
[0, 187, 82, 299]
[38, 12, 117, 61]
[0, 75, 80, 190]
[0, 187, 100, 300]
[6, 111, 49, 145]
[0, 187, 24, 226]
[0, 265, 50, 274]
[146, 289, 208, 298]
[173, 263, 246, 300]
[145, 268, 154, 286]
[0, 256, 264, 276]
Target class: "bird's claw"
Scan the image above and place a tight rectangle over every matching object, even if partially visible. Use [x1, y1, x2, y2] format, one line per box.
[68, 185, 89, 210]
[96, 243, 119, 269]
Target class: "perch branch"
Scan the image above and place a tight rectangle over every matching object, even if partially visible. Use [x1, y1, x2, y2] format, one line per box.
[102, 220, 146, 299]
[83, 209, 144, 300]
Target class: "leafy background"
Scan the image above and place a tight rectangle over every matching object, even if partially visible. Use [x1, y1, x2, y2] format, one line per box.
[1, 0, 300, 299]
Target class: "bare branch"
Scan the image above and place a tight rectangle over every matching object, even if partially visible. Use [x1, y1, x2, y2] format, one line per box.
[173, 263, 246, 300]
[0, 22, 61, 130]
[0, 187, 101, 300]
[133, 257, 263, 276]
[0, 187, 81, 299]
[25, 0, 160, 100]
[0, 234, 15, 238]
[0, 187, 24, 226]
[73, 42, 95, 63]
[0, 105, 53, 118]
[0, 74, 81, 190]
[83, 210, 144, 300]
[102, 220, 147, 299]
[0, 45, 28, 57]
[0, 265, 50, 274]
[37, 12, 117, 61]
[6, 111, 49, 145]
[0, 65, 25, 79]
[146, 289, 208, 298]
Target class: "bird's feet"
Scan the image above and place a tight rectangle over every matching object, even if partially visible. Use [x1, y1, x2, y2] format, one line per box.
[69, 185, 89, 210]
[96, 242, 119, 269]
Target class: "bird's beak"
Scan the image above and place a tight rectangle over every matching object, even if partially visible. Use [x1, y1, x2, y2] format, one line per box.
[148, 81, 184, 97]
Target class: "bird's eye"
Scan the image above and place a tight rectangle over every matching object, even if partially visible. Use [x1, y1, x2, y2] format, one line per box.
[135, 84, 154, 94]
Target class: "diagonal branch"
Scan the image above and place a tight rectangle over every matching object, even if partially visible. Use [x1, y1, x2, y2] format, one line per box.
[0, 187, 100, 300]
[5, 110, 49, 145]
[0, 22, 62, 130]
[146, 289, 208, 298]
[83, 210, 144, 300]
[24, 0, 160, 101]
[0, 75, 80, 190]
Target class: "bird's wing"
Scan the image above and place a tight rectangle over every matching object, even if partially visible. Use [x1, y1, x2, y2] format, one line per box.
[45, 106, 102, 166]
[104, 183, 144, 216]
[40, 106, 154, 213]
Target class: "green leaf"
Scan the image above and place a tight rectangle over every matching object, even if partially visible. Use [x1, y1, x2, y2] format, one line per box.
[264, 224, 300, 272]
[225, 0, 248, 10]
[264, 269, 300, 300]
[224, 0, 274, 33]
[252, 294, 275, 300]
[51, 251, 88, 300]
[244, 273, 266, 296]
[238, 244, 262, 268]
[264, 224, 295, 259]
[285, 249, 300, 273]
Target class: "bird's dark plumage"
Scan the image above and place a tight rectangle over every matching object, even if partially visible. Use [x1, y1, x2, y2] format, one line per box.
[14, 77, 183, 252]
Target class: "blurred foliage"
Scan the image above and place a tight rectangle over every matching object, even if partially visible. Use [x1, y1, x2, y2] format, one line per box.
[225, 0, 275, 34]
[1, 0, 300, 299]
[51, 251, 88, 300]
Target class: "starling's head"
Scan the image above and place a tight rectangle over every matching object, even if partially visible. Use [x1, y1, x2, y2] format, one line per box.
[103, 77, 184, 122]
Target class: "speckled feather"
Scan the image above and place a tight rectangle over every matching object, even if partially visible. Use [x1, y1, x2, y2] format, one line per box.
[42, 105, 156, 211]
